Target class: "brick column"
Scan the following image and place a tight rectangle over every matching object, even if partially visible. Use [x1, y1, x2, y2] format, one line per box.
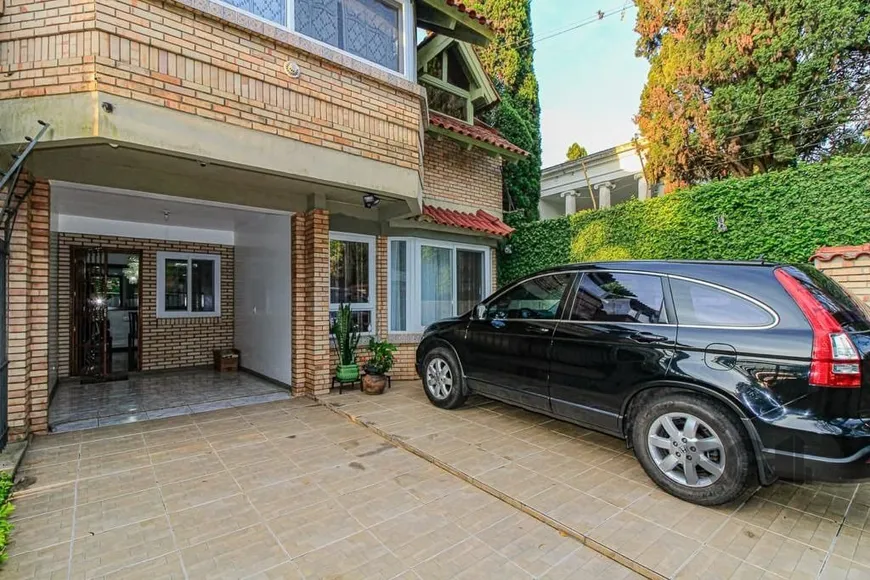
[6, 178, 50, 439]
[291, 209, 331, 397]
[376, 236, 388, 337]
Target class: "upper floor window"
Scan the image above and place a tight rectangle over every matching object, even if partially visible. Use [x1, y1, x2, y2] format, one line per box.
[223, 0, 409, 74]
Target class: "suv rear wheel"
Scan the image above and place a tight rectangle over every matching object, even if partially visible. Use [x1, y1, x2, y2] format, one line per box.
[421, 347, 467, 409]
[632, 392, 756, 505]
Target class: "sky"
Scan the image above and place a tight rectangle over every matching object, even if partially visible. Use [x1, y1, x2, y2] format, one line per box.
[531, 2, 650, 168]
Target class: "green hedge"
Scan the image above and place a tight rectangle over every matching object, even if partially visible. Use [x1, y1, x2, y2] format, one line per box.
[499, 156, 870, 284]
[0, 474, 12, 565]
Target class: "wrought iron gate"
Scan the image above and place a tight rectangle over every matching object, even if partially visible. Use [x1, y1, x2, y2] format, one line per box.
[0, 120, 49, 451]
[71, 248, 111, 379]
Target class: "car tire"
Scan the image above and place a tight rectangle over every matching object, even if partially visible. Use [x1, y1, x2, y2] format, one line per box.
[632, 392, 756, 506]
[421, 346, 467, 410]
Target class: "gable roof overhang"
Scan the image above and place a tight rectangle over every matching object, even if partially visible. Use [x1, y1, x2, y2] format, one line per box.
[415, 0, 498, 46]
[428, 111, 529, 161]
[417, 34, 499, 110]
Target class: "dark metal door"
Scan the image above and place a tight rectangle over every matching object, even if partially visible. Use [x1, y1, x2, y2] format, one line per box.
[72, 248, 111, 379]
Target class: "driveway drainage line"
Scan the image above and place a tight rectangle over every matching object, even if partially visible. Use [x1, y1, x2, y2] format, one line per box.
[317, 398, 666, 580]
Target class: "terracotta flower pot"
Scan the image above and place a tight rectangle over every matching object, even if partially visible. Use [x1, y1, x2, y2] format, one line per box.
[362, 373, 387, 395]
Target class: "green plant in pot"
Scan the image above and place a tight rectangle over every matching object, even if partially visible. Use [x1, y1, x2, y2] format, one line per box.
[362, 337, 397, 395]
[331, 303, 361, 383]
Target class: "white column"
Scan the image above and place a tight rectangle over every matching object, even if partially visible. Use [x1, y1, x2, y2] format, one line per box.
[595, 182, 614, 209]
[635, 174, 649, 201]
[562, 191, 576, 215]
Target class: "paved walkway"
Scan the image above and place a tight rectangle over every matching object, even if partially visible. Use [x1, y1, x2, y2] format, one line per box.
[321, 382, 870, 580]
[7, 396, 636, 579]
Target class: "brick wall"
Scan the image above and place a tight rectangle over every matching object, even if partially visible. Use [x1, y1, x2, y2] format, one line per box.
[0, 0, 424, 171]
[813, 250, 870, 306]
[56, 233, 234, 376]
[423, 135, 503, 212]
[6, 179, 50, 439]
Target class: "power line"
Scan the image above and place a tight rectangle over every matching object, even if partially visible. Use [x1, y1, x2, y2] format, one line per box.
[496, 4, 630, 53]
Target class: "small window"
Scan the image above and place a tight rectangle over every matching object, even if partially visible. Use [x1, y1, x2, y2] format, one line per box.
[570, 272, 667, 324]
[486, 274, 572, 321]
[671, 278, 774, 327]
[157, 252, 221, 318]
[330, 233, 375, 332]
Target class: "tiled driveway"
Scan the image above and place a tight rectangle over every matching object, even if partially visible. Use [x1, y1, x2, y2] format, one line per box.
[321, 382, 870, 580]
[7, 396, 637, 579]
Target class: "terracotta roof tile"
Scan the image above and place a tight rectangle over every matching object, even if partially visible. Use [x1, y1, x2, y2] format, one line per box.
[810, 243, 870, 262]
[422, 204, 514, 237]
[429, 112, 529, 157]
[442, 0, 503, 33]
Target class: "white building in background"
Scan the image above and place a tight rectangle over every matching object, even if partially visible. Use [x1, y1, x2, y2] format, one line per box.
[539, 142, 663, 220]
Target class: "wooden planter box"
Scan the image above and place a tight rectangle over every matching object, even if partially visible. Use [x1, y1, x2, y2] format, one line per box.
[213, 348, 240, 372]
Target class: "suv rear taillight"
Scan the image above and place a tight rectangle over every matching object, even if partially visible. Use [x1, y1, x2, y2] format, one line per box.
[775, 269, 862, 388]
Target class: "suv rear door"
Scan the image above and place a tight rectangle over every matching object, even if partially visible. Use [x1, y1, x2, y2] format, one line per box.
[548, 270, 676, 434]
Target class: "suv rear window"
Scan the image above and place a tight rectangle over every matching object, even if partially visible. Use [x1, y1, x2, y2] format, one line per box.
[788, 265, 870, 332]
[671, 278, 775, 327]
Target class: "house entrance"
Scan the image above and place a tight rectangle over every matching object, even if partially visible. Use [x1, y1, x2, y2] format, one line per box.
[71, 248, 141, 381]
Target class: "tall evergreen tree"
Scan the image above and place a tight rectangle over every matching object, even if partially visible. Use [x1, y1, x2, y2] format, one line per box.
[635, 0, 870, 185]
[470, 0, 542, 224]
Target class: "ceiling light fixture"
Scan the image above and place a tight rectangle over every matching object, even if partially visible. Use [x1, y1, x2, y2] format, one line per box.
[362, 193, 380, 209]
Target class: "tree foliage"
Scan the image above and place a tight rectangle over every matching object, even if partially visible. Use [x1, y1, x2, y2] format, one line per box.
[566, 143, 588, 160]
[499, 155, 870, 284]
[469, 0, 542, 224]
[635, 0, 870, 185]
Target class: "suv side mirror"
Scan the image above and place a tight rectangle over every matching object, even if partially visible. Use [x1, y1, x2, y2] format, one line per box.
[474, 303, 487, 320]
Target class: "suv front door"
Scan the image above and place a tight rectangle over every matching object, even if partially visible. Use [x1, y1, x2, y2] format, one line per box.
[549, 271, 677, 433]
[461, 272, 574, 411]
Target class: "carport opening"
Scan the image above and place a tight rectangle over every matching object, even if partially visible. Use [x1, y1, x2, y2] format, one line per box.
[48, 181, 293, 431]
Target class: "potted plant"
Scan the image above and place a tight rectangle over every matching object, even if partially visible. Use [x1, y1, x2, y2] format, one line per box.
[331, 303, 361, 383]
[362, 337, 397, 395]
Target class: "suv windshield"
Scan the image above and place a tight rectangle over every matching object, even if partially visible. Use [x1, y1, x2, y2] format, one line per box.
[791, 264, 870, 333]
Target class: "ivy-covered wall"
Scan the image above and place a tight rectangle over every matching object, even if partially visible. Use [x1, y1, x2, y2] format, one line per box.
[499, 156, 870, 284]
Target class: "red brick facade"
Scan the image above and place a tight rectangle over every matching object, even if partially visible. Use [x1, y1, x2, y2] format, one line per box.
[55, 233, 234, 378]
[813, 248, 870, 306]
[423, 135, 504, 212]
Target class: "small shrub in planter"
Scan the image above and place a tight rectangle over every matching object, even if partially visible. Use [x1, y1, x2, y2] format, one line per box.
[331, 303, 361, 382]
[362, 337, 397, 395]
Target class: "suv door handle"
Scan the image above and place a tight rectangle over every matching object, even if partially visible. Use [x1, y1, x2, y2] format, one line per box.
[630, 332, 668, 343]
[525, 325, 552, 334]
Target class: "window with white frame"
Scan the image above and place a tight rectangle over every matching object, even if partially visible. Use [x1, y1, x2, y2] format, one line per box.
[389, 238, 491, 333]
[330, 232, 376, 332]
[219, 0, 411, 75]
[156, 252, 221, 318]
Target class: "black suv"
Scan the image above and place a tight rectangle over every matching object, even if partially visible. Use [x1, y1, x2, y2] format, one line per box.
[415, 261, 870, 505]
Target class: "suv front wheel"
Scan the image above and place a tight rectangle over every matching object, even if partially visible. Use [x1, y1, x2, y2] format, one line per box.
[632, 392, 756, 506]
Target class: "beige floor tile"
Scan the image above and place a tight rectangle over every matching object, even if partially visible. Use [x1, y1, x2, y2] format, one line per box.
[526, 481, 622, 534]
[412, 536, 505, 578]
[29, 431, 83, 450]
[424, 486, 516, 534]
[267, 498, 364, 557]
[312, 421, 368, 443]
[244, 560, 304, 580]
[447, 443, 510, 476]
[510, 425, 575, 449]
[137, 414, 195, 432]
[580, 430, 629, 453]
[6, 507, 74, 556]
[406, 431, 469, 457]
[214, 440, 284, 468]
[80, 434, 145, 459]
[845, 499, 870, 531]
[514, 449, 594, 480]
[76, 466, 158, 505]
[180, 523, 286, 579]
[798, 481, 860, 501]
[674, 546, 778, 580]
[542, 546, 643, 579]
[549, 437, 623, 465]
[598, 452, 658, 486]
[819, 556, 870, 580]
[68, 516, 176, 578]
[476, 435, 545, 462]
[709, 519, 827, 578]
[831, 524, 870, 567]
[589, 511, 700, 577]
[392, 465, 468, 503]
[152, 452, 226, 486]
[2, 541, 72, 580]
[147, 438, 212, 464]
[475, 511, 579, 576]
[168, 493, 261, 548]
[627, 489, 731, 542]
[477, 462, 559, 501]
[734, 496, 840, 551]
[568, 467, 652, 508]
[256, 418, 315, 440]
[369, 503, 471, 565]
[246, 476, 330, 520]
[17, 459, 80, 490]
[292, 530, 399, 578]
[229, 456, 302, 491]
[74, 488, 166, 537]
[304, 460, 395, 496]
[10, 483, 76, 521]
[442, 421, 504, 445]
[78, 450, 151, 479]
[97, 552, 187, 579]
[191, 408, 244, 425]
[78, 422, 144, 443]
[205, 427, 268, 451]
[192, 417, 250, 438]
[338, 479, 424, 527]
[755, 482, 851, 522]
[142, 424, 202, 448]
[267, 429, 331, 454]
[160, 472, 241, 512]
[455, 550, 534, 579]
[20, 443, 81, 468]
[286, 442, 357, 473]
